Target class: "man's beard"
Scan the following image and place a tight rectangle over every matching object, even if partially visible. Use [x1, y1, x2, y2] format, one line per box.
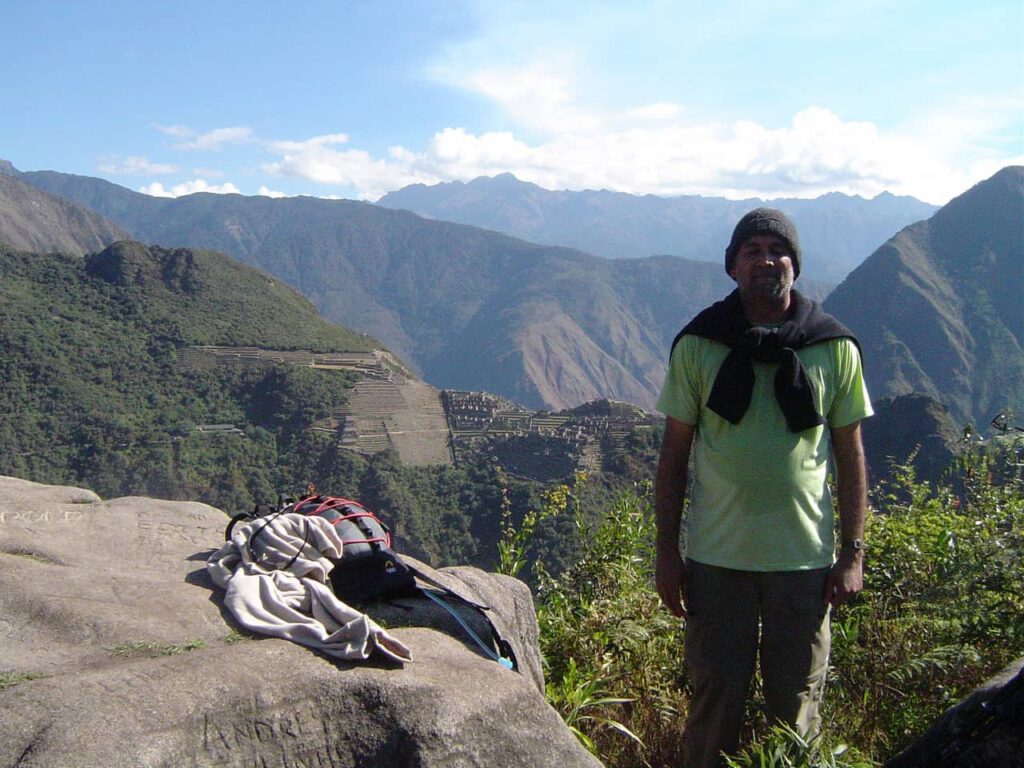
[750, 272, 793, 301]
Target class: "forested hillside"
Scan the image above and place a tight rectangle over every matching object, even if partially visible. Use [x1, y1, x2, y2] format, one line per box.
[0, 241, 655, 570]
[0, 241, 365, 504]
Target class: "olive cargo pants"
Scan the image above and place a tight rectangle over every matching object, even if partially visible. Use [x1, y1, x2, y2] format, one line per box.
[682, 559, 831, 768]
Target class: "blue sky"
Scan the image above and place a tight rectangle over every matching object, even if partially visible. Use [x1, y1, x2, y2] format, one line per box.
[3, 1, 1021, 204]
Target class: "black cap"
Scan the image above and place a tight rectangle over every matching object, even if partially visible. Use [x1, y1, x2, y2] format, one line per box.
[725, 208, 802, 279]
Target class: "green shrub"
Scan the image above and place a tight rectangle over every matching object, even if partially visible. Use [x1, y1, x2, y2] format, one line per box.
[724, 722, 873, 768]
[524, 442, 1023, 767]
[533, 478, 689, 767]
[826, 442, 1024, 755]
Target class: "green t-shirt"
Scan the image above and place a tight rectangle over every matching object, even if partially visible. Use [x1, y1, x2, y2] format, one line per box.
[656, 334, 873, 571]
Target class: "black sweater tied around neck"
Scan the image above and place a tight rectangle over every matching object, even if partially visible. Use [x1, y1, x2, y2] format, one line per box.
[670, 289, 860, 433]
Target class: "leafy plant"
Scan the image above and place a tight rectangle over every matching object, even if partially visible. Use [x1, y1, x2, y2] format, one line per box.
[530, 478, 689, 767]
[497, 471, 577, 578]
[546, 657, 643, 756]
[723, 722, 873, 768]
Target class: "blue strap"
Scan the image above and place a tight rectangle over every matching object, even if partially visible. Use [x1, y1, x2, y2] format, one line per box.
[420, 588, 514, 669]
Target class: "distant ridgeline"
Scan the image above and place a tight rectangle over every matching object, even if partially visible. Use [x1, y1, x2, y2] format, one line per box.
[378, 171, 938, 285]
[3, 158, 1020, 490]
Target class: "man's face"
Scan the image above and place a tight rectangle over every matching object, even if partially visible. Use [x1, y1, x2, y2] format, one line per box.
[729, 234, 795, 301]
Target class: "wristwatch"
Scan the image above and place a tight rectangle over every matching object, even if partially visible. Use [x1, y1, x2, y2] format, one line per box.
[841, 538, 865, 552]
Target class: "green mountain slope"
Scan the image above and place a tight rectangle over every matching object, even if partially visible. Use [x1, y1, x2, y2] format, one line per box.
[3, 162, 829, 410]
[378, 172, 937, 284]
[83, 239, 377, 350]
[0, 172, 128, 254]
[824, 166, 1024, 429]
[0, 241, 374, 509]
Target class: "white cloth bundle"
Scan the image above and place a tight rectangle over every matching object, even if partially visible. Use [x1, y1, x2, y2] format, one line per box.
[207, 512, 412, 664]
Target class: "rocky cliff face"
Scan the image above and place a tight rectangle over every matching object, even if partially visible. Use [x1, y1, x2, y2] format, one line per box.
[0, 476, 599, 768]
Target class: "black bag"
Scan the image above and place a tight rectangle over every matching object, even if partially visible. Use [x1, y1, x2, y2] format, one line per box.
[291, 496, 417, 604]
[296, 497, 517, 669]
[225, 494, 517, 671]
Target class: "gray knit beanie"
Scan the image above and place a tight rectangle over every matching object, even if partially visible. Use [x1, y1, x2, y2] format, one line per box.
[724, 208, 802, 279]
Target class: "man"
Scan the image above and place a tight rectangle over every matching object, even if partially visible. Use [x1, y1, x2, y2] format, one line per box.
[654, 208, 871, 768]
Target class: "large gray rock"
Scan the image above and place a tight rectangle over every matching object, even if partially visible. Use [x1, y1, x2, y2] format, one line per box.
[884, 657, 1024, 768]
[0, 476, 600, 767]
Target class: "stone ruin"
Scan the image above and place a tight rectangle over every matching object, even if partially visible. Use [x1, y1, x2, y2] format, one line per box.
[443, 391, 660, 482]
[177, 345, 661, 481]
[179, 346, 453, 467]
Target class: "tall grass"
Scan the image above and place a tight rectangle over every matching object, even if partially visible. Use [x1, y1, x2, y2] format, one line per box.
[518, 437, 1024, 767]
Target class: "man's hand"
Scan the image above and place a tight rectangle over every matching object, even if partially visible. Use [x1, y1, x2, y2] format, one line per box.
[656, 549, 688, 618]
[828, 420, 867, 609]
[825, 548, 863, 608]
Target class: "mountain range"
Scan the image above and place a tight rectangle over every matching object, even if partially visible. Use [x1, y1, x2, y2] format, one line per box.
[1, 161, 1020, 449]
[0, 161, 823, 411]
[378, 173, 938, 284]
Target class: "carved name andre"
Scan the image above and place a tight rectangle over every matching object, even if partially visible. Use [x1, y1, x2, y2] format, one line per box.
[201, 708, 357, 767]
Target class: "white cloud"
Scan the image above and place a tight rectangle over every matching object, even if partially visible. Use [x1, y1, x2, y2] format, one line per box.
[316, 106, 1013, 204]
[878, 96, 1024, 202]
[407, 45, 1021, 203]
[174, 127, 253, 151]
[97, 155, 177, 175]
[257, 185, 287, 198]
[152, 123, 254, 151]
[272, 133, 350, 152]
[138, 179, 242, 197]
[129, 5, 1019, 207]
[246, 102, 1019, 205]
[428, 128, 532, 171]
[154, 124, 193, 138]
[457, 60, 603, 136]
[263, 133, 440, 200]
